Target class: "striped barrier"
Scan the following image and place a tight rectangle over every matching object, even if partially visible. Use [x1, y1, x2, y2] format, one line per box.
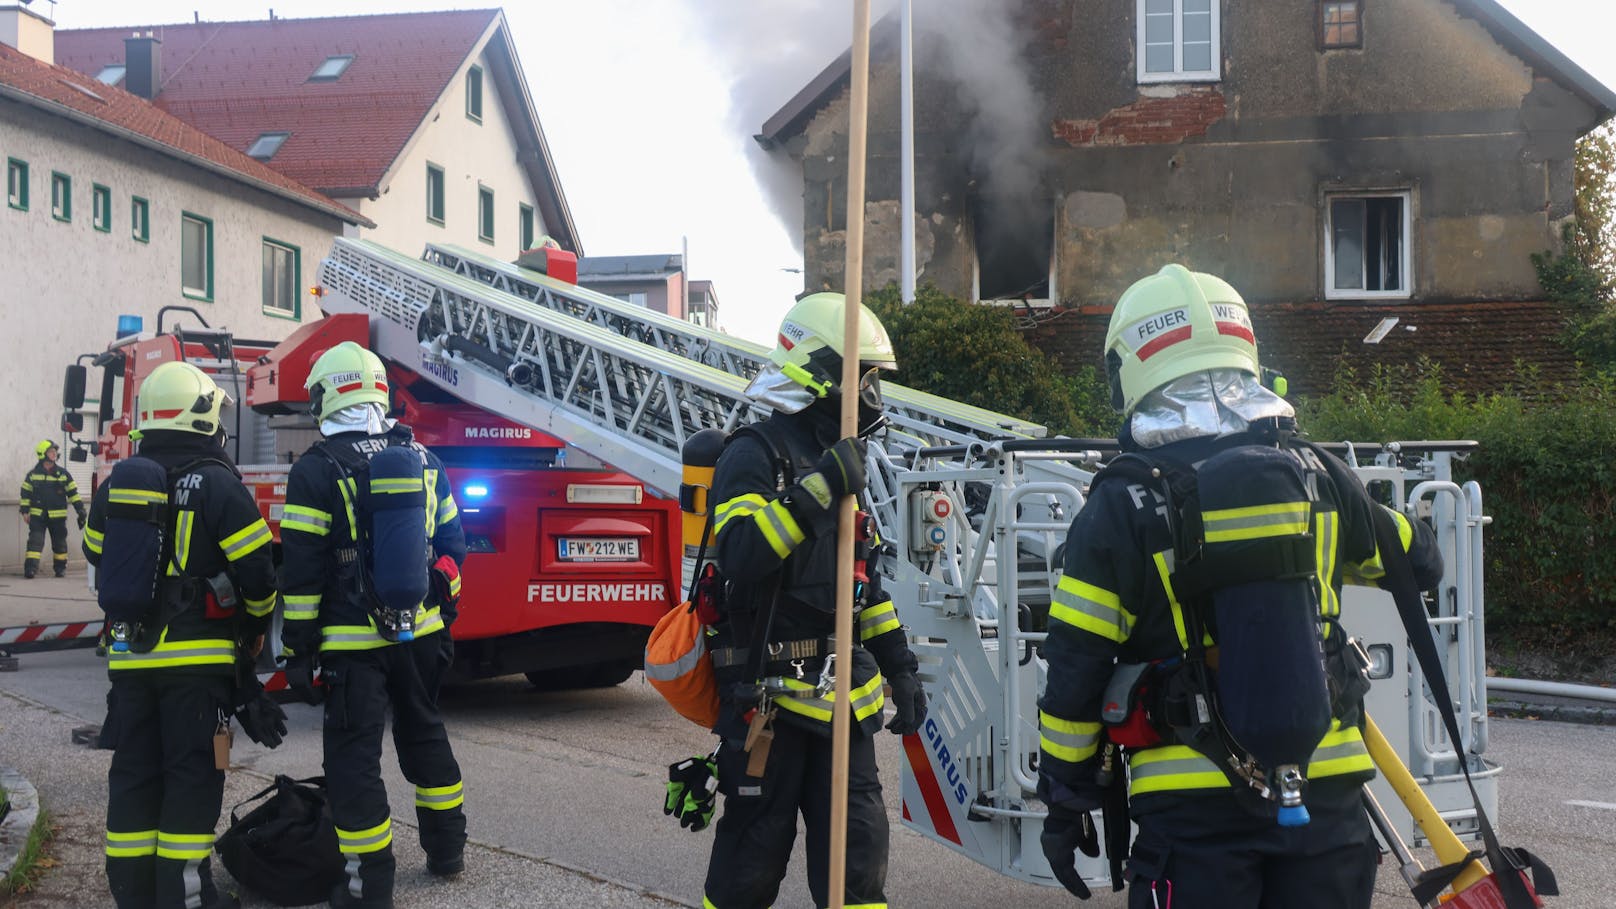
[0, 619, 104, 654]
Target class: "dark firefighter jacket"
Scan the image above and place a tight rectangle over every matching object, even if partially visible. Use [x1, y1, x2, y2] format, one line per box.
[1038, 430, 1444, 814]
[709, 408, 918, 738]
[82, 432, 277, 674]
[21, 459, 83, 519]
[279, 424, 466, 658]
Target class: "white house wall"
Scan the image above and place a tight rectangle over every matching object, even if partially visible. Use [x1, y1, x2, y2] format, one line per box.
[348, 46, 545, 261]
[0, 101, 345, 565]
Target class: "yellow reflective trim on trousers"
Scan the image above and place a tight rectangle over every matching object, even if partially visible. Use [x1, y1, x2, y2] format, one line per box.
[714, 493, 766, 535]
[415, 781, 465, 810]
[46, 509, 68, 518]
[1048, 575, 1133, 643]
[221, 519, 272, 561]
[109, 488, 166, 505]
[108, 637, 234, 670]
[156, 831, 215, 860]
[1128, 745, 1231, 796]
[336, 817, 393, 854]
[753, 500, 805, 559]
[1039, 710, 1101, 764]
[106, 829, 158, 857]
[773, 672, 885, 724]
[1201, 502, 1310, 543]
[858, 600, 900, 641]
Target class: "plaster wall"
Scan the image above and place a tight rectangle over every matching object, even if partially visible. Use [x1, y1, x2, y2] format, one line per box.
[0, 102, 344, 566]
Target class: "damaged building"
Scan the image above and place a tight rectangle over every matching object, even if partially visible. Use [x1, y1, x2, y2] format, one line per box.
[756, 0, 1614, 396]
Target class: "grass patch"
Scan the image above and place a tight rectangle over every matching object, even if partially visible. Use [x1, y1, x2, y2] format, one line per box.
[1, 806, 55, 896]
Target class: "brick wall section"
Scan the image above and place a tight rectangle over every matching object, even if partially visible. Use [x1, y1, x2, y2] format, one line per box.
[1051, 88, 1228, 147]
[1023, 300, 1577, 400]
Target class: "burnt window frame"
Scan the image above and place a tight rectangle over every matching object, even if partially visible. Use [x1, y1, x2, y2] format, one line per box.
[1318, 0, 1364, 50]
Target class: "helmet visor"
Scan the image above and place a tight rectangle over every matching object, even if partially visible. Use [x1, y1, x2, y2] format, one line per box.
[858, 366, 884, 412]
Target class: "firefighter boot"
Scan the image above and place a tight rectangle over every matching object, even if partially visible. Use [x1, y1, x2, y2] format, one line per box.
[23, 557, 37, 579]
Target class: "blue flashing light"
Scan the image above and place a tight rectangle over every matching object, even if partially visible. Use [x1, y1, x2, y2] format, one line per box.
[116, 315, 143, 338]
[463, 483, 490, 499]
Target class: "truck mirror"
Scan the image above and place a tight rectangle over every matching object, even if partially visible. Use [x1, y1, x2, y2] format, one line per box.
[61, 412, 84, 434]
[68, 445, 89, 463]
[63, 364, 87, 410]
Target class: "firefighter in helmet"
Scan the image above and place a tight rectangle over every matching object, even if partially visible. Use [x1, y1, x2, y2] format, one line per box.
[1036, 265, 1444, 907]
[20, 437, 85, 577]
[85, 361, 280, 909]
[699, 292, 927, 909]
[279, 341, 468, 908]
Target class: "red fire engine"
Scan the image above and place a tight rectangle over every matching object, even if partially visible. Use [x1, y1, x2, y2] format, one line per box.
[64, 304, 680, 688]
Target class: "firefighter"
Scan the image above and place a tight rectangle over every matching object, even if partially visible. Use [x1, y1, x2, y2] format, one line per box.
[1036, 265, 1445, 908]
[279, 341, 468, 909]
[84, 362, 278, 909]
[701, 292, 927, 909]
[20, 438, 85, 577]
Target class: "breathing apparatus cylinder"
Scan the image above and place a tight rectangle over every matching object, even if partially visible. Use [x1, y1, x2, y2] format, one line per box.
[1194, 446, 1331, 826]
[363, 445, 431, 643]
[680, 429, 728, 560]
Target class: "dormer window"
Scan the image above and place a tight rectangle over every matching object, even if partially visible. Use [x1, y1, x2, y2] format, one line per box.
[95, 64, 126, 85]
[309, 54, 354, 81]
[247, 132, 290, 160]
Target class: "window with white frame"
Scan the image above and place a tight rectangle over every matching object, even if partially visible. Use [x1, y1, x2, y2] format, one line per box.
[1137, 0, 1220, 83]
[1325, 192, 1411, 299]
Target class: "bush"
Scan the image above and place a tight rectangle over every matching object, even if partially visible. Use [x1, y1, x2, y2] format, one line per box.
[866, 284, 1116, 437]
[1298, 363, 1616, 639]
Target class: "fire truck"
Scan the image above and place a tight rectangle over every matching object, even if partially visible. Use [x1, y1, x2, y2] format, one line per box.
[61, 254, 680, 689]
[67, 235, 1504, 894]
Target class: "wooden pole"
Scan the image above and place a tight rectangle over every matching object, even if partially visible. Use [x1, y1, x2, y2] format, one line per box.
[829, 2, 872, 906]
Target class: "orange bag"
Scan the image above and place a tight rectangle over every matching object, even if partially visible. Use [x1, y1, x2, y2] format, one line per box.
[644, 601, 719, 729]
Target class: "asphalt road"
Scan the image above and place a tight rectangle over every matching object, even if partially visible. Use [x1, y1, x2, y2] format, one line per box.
[1, 646, 1612, 908]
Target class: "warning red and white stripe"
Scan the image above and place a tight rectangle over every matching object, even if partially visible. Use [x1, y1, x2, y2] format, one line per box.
[0, 620, 103, 651]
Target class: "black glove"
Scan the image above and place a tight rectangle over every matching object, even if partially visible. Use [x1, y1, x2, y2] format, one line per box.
[1040, 807, 1100, 900]
[885, 673, 927, 735]
[787, 437, 867, 529]
[283, 654, 323, 705]
[76, 508, 87, 529]
[18, 505, 28, 516]
[664, 754, 719, 832]
[235, 690, 288, 749]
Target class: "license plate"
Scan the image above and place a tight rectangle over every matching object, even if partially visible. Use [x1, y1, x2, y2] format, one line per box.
[557, 537, 640, 562]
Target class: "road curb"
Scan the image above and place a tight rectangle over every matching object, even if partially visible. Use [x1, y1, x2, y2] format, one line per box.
[1488, 698, 1616, 726]
[0, 766, 41, 886]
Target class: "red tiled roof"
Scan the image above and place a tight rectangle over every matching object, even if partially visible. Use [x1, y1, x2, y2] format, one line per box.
[1023, 300, 1579, 400]
[0, 44, 365, 224]
[55, 10, 499, 196]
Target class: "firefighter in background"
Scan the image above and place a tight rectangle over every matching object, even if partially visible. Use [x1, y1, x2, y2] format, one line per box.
[701, 293, 927, 909]
[19, 438, 85, 577]
[84, 362, 278, 909]
[280, 341, 468, 909]
[1036, 265, 1444, 908]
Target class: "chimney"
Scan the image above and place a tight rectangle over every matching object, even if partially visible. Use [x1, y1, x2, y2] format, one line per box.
[0, 3, 56, 64]
[124, 30, 162, 100]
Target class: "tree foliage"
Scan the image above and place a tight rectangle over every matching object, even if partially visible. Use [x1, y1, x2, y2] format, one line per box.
[865, 284, 1116, 437]
[1534, 122, 1616, 369]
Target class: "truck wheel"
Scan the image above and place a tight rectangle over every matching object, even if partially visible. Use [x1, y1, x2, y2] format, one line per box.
[524, 661, 637, 690]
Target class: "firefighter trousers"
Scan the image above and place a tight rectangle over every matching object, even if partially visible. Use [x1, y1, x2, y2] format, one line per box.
[24, 515, 68, 576]
[702, 719, 889, 909]
[104, 671, 232, 909]
[322, 634, 466, 907]
[1123, 780, 1378, 909]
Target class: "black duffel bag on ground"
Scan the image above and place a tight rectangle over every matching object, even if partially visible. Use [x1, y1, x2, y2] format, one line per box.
[216, 774, 344, 906]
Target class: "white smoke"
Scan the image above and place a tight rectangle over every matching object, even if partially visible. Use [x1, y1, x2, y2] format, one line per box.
[676, 0, 1045, 254]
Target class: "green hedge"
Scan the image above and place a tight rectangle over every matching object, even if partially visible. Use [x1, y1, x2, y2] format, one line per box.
[1298, 361, 1616, 637]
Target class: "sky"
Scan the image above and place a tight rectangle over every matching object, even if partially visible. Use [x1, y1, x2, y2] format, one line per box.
[37, 0, 1616, 346]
